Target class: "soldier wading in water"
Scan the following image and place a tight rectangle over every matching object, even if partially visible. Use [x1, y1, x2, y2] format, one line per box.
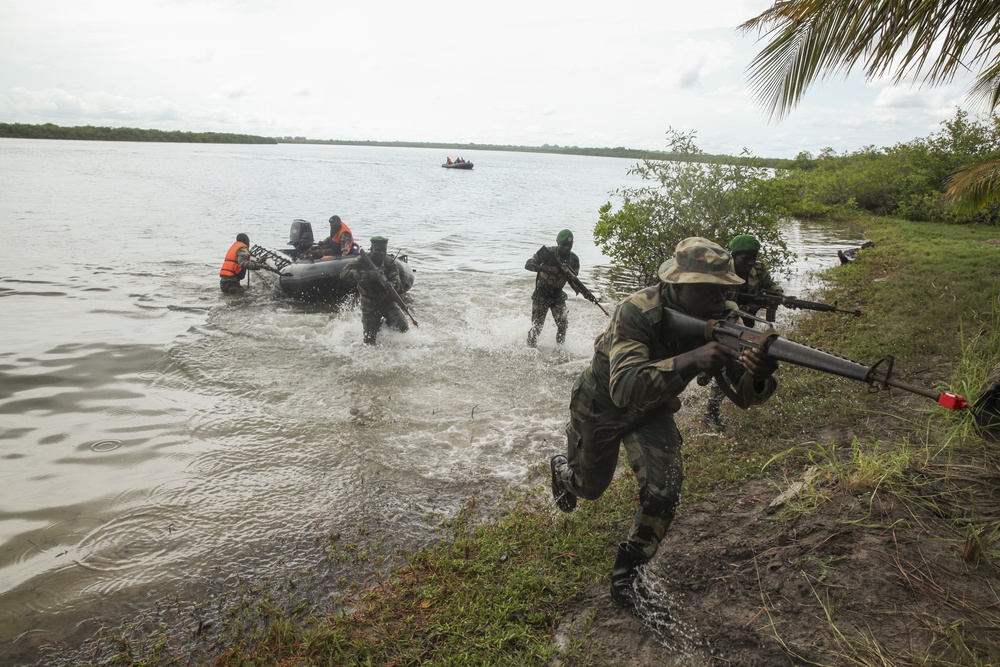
[340, 236, 410, 345]
[549, 237, 779, 612]
[218, 233, 267, 295]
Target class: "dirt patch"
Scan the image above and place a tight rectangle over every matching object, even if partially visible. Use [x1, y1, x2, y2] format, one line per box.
[549, 470, 1000, 666]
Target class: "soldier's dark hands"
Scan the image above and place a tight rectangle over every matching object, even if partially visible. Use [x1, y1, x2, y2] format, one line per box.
[677, 342, 739, 376]
[544, 266, 560, 275]
[740, 348, 778, 379]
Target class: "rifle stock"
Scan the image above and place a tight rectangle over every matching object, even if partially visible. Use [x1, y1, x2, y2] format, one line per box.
[537, 245, 609, 316]
[664, 307, 966, 410]
[359, 249, 418, 326]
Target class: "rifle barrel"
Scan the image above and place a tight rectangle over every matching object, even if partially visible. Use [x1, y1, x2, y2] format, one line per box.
[664, 308, 965, 410]
[538, 245, 609, 316]
[750, 291, 862, 317]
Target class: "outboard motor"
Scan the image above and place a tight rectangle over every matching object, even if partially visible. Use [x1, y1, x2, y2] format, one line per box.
[289, 219, 314, 252]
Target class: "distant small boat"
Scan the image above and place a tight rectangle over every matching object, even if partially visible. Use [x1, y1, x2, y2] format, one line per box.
[442, 161, 473, 170]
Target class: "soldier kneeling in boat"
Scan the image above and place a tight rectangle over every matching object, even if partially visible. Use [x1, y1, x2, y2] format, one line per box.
[300, 215, 358, 260]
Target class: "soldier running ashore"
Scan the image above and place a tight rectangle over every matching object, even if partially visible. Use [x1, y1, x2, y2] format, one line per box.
[524, 229, 580, 347]
[549, 237, 779, 613]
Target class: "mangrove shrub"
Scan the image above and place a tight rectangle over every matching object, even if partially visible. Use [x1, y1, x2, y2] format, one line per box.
[595, 129, 792, 286]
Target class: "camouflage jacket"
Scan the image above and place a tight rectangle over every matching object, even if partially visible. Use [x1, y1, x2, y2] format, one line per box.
[729, 260, 782, 322]
[583, 283, 777, 418]
[728, 261, 781, 305]
[340, 254, 402, 307]
[525, 246, 580, 301]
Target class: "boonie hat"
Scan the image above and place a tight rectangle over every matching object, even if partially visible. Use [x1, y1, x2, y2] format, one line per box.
[658, 237, 743, 285]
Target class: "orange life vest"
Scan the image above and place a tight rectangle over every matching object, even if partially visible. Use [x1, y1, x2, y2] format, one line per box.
[323, 222, 354, 256]
[219, 241, 248, 278]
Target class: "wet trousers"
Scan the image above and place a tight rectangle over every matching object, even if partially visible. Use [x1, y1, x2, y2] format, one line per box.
[528, 296, 568, 346]
[361, 304, 409, 345]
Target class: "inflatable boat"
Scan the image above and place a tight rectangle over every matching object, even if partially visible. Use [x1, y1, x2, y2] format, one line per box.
[252, 219, 415, 303]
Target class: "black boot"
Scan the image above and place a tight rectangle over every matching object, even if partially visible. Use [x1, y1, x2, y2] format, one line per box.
[610, 543, 674, 623]
[550, 455, 577, 513]
[610, 543, 648, 610]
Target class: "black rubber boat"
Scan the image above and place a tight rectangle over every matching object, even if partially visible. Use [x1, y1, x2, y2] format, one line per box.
[442, 161, 473, 169]
[252, 219, 415, 303]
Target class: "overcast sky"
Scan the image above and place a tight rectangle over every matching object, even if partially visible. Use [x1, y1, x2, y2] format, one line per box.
[0, 0, 985, 158]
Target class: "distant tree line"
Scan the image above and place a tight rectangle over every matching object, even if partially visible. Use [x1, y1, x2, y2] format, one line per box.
[0, 123, 277, 144]
[0, 122, 803, 167]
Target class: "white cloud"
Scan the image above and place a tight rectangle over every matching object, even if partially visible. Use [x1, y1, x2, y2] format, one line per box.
[0, 0, 987, 157]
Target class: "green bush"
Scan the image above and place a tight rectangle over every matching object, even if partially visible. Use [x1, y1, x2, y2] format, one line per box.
[777, 109, 1000, 224]
[594, 129, 793, 286]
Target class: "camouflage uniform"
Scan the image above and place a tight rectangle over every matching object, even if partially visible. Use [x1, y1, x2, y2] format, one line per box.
[525, 245, 580, 346]
[555, 282, 777, 560]
[340, 247, 409, 345]
[220, 244, 265, 295]
[729, 260, 783, 323]
[702, 259, 783, 430]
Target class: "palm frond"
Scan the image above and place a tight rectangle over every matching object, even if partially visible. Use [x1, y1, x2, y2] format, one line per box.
[944, 159, 1000, 214]
[741, 0, 1000, 120]
[968, 62, 1000, 111]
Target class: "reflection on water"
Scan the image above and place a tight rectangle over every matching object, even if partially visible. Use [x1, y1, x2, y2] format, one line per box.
[0, 140, 865, 664]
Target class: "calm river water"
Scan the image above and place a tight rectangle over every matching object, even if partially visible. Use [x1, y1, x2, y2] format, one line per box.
[0, 139, 865, 664]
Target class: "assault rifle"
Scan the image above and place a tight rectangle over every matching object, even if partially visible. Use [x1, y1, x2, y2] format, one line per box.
[537, 245, 610, 316]
[250, 245, 293, 274]
[744, 288, 862, 317]
[359, 249, 418, 327]
[665, 307, 967, 410]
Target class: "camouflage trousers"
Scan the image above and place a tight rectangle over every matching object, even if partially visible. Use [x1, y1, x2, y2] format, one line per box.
[361, 301, 409, 345]
[557, 372, 684, 560]
[527, 296, 568, 346]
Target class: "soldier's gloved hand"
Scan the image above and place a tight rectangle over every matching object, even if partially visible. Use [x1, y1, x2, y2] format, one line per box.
[546, 266, 560, 275]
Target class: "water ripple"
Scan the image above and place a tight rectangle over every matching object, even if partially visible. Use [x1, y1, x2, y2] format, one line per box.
[73, 508, 179, 578]
[88, 439, 123, 453]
